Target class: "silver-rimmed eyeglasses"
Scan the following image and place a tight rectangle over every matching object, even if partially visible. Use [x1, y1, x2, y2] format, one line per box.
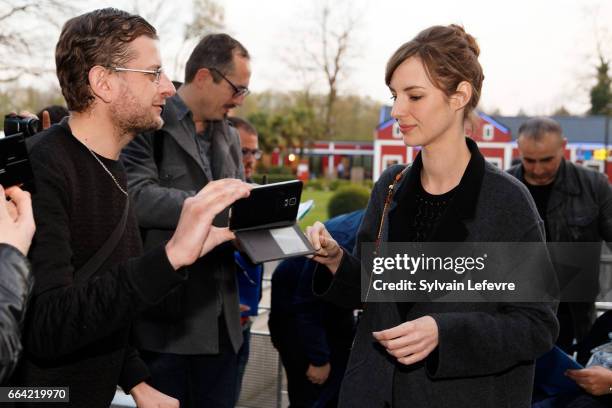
[107, 66, 164, 84]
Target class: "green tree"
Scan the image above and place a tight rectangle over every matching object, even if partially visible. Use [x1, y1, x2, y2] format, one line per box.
[589, 55, 612, 115]
[236, 90, 378, 153]
[552, 106, 571, 116]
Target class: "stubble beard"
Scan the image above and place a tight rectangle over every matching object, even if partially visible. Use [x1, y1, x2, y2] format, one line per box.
[110, 87, 163, 138]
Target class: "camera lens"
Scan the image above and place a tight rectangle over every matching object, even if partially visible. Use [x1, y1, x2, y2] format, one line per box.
[24, 117, 40, 136]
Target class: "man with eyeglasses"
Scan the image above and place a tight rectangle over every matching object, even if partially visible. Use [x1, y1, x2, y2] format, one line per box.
[14, 9, 252, 408]
[122, 33, 252, 407]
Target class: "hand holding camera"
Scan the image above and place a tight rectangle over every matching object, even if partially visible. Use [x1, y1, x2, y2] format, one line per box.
[4, 112, 41, 138]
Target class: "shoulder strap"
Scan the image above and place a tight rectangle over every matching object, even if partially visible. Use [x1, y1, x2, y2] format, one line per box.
[75, 198, 130, 283]
[27, 118, 130, 283]
[374, 165, 409, 255]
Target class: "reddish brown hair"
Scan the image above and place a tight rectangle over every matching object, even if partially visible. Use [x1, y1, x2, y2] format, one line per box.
[385, 25, 484, 118]
[55, 8, 157, 112]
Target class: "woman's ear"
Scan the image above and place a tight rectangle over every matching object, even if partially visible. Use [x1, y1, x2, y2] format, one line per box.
[88, 66, 113, 104]
[450, 81, 473, 112]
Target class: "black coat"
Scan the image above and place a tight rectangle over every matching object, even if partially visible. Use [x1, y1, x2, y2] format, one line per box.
[314, 138, 559, 408]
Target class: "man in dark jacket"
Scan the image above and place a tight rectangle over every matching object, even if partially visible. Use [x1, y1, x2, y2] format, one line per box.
[0, 186, 35, 383]
[122, 33, 251, 407]
[508, 116, 612, 356]
[269, 210, 363, 407]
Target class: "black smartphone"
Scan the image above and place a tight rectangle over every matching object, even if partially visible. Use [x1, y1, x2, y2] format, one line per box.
[0, 133, 34, 191]
[229, 180, 303, 231]
[229, 179, 315, 263]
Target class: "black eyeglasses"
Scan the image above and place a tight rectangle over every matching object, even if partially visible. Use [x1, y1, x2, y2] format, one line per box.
[208, 67, 250, 98]
[241, 148, 262, 159]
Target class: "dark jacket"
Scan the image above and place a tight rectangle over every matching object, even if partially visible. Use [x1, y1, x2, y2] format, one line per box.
[269, 211, 363, 364]
[270, 211, 362, 408]
[508, 160, 612, 340]
[121, 94, 245, 354]
[314, 138, 559, 408]
[508, 159, 612, 243]
[0, 244, 32, 383]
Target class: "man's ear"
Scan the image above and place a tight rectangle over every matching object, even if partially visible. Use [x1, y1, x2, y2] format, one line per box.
[88, 66, 113, 103]
[450, 81, 473, 112]
[194, 67, 213, 88]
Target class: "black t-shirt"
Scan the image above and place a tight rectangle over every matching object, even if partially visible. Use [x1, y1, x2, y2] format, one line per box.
[524, 181, 554, 235]
[393, 179, 457, 318]
[407, 181, 457, 242]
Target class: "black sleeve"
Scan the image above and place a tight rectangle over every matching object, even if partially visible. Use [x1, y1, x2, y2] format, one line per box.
[312, 167, 401, 309]
[312, 250, 362, 310]
[25, 155, 186, 359]
[118, 345, 150, 394]
[0, 244, 32, 383]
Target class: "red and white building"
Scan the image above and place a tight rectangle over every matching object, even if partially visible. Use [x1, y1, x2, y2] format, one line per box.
[271, 108, 612, 183]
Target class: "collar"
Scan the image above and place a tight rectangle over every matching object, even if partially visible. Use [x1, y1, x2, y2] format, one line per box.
[389, 137, 485, 242]
[171, 94, 191, 122]
[394, 137, 485, 220]
[551, 159, 581, 195]
[516, 159, 580, 196]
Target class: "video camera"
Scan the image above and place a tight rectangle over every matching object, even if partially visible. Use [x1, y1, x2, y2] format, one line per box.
[1, 114, 36, 191]
[4, 114, 40, 138]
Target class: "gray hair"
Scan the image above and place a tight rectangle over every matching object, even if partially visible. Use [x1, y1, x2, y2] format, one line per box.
[518, 117, 563, 141]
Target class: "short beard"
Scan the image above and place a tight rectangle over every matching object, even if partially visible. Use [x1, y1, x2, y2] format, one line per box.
[110, 86, 162, 137]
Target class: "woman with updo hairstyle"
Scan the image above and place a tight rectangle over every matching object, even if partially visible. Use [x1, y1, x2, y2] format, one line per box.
[306, 25, 558, 407]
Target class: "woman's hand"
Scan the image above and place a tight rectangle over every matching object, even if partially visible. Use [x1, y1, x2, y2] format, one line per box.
[372, 316, 439, 366]
[305, 221, 343, 274]
[306, 363, 331, 385]
[566, 366, 612, 396]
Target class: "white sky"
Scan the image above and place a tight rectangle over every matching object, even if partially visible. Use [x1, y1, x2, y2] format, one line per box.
[220, 0, 611, 116]
[27, 0, 612, 116]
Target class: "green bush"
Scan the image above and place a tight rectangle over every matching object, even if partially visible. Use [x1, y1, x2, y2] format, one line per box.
[328, 178, 351, 191]
[327, 185, 371, 218]
[361, 179, 374, 190]
[267, 166, 293, 175]
[305, 179, 325, 191]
